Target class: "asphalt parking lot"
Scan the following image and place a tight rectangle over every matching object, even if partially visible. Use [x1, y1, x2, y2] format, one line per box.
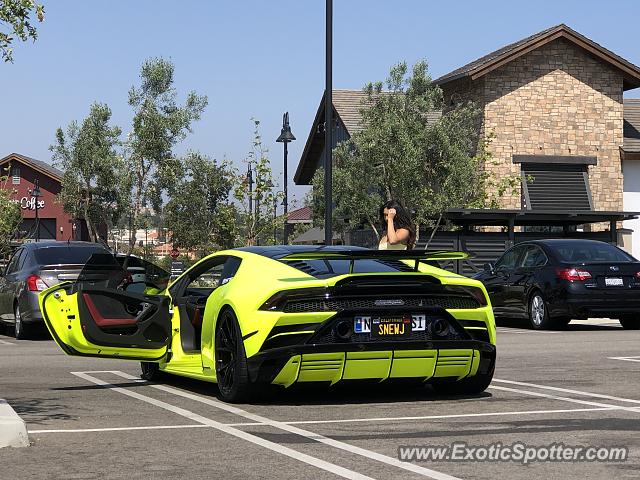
[1, 319, 639, 480]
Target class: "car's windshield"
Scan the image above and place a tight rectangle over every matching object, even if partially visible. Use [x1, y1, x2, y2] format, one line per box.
[34, 245, 109, 266]
[553, 242, 635, 263]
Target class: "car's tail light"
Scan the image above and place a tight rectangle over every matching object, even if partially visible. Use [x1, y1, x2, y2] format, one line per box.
[461, 286, 488, 306]
[27, 275, 48, 291]
[556, 268, 592, 282]
[635, 271, 640, 280]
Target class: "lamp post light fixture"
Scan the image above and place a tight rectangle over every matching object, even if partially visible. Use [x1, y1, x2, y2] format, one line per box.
[276, 112, 295, 244]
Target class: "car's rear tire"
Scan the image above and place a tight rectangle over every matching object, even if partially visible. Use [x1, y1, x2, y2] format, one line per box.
[140, 362, 164, 381]
[14, 304, 29, 340]
[619, 316, 640, 330]
[432, 366, 495, 396]
[215, 309, 253, 403]
[528, 291, 556, 330]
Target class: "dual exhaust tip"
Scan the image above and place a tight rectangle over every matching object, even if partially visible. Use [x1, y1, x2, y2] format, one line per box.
[333, 317, 450, 340]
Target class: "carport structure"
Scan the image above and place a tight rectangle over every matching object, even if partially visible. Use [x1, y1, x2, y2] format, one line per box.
[419, 209, 640, 275]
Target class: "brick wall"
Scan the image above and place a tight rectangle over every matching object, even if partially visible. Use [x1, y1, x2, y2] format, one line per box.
[443, 38, 625, 215]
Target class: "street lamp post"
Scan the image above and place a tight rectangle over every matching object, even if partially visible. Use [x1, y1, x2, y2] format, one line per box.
[324, 0, 333, 246]
[276, 112, 295, 244]
[31, 178, 41, 242]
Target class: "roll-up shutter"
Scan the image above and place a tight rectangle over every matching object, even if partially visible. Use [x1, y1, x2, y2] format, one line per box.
[521, 163, 593, 211]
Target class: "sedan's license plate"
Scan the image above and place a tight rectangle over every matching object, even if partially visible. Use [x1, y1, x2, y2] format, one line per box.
[605, 277, 624, 287]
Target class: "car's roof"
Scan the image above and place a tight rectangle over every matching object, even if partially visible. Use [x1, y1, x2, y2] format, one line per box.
[523, 239, 613, 248]
[21, 241, 110, 251]
[236, 245, 368, 260]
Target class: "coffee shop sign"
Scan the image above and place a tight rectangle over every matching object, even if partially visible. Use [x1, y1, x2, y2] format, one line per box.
[11, 197, 45, 210]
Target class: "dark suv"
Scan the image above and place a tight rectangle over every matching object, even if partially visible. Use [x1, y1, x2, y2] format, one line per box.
[0, 241, 111, 339]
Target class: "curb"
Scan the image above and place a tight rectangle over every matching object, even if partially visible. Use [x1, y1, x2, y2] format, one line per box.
[0, 399, 29, 448]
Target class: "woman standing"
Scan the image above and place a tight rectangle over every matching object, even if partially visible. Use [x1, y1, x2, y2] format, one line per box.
[378, 200, 416, 250]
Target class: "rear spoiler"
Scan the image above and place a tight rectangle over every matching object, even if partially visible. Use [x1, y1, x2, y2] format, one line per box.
[280, 249, 469, 272]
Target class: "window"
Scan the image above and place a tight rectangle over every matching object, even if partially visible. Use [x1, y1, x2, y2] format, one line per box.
[11, 166, 20, 185]
[514, 156, 595, 211]
[282, 258, 414, 279]
[520, 246, 548, 268]
[5, 249, 24, 275]
[495, 246, 523, 272]
[553, 242, 634, 263]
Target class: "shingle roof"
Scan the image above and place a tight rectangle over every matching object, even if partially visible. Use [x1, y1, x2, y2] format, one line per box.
[624, 99, 640, 153]
[434, 24, 640, 91]
[287, 205, 312, 223]
[0, 152, 64, 181]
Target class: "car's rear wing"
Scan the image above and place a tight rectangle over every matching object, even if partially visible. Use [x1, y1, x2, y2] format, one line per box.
[280, 249, 469, 272]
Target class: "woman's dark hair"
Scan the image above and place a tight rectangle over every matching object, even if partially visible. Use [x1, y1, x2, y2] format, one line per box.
[379, 200, 416, 249]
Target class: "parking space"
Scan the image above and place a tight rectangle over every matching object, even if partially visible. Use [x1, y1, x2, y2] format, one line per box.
[1, 323, 639, 479]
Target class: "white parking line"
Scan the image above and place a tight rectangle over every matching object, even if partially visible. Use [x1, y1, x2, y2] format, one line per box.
[493, 378, 640, 406]
[0, 338, 15, 345]
[76, 371, 462, 480]
[29, 424, 210, 434]
[495, 327, 558, 334]
[70, 372, 375, 480]
[29, 407, 617, 433]
[608, 356, 640, 363]
[489, 385, 640, 414]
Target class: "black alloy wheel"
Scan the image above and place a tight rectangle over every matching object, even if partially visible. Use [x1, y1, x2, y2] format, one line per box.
[215, 309, 252, 403]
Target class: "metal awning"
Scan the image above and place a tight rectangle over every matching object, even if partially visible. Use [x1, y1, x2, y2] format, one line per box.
[441, 209, 639, 227]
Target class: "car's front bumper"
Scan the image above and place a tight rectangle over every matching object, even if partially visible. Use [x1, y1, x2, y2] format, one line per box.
[247, 340, 496, 387]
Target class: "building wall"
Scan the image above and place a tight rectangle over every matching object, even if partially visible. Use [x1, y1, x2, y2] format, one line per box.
[623, 159, 640, 256]
[2, 159, 75, 241]
[481, 38, 624, 211]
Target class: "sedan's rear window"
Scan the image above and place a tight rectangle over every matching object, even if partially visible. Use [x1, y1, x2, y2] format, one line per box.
[553, 243, 634, 263]
[283, 259, 415, 278]
[33, 246, 109, 266]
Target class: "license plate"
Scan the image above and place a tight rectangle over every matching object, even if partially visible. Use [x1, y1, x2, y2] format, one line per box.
[372, 316, 411, 337]
[354, 314, 426, 334]
[605, 277, 624, 287]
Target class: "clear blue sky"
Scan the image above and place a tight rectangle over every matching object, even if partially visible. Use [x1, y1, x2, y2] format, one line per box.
[2, 0, 640, 206]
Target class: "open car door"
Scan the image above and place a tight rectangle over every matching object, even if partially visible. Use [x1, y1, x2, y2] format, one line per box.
[39, 253, 171, 361]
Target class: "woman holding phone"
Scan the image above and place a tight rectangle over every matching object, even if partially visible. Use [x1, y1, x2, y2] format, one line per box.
[378, 200, 416, 250]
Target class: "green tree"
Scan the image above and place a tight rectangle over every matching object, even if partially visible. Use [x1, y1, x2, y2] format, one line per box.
[233, 120, 284, 246]
[50, 102, 127, 243]
[125, 57, 208, 254]
[0, 165, 21, 257]
[1, 0, 45, 62]
[311, 60, 519, 243]
[165, 152, 239, 256]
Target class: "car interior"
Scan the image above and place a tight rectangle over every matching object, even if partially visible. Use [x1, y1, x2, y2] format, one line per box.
[170, 256, 242, 353]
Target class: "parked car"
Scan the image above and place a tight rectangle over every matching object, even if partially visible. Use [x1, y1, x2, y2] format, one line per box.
[0, 241, 112, 339]
[474, 239, 640, 330]
[40, 246, 496, 403]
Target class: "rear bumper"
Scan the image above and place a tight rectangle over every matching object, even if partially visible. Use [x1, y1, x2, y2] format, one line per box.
[550, 291, 640, 319]
[246, 340, 496, 387]
[17, 292, 43, 324]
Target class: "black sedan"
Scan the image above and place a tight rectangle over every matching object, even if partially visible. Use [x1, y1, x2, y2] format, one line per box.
[474, 239, 640, 330]
[0, 241, 111, 339]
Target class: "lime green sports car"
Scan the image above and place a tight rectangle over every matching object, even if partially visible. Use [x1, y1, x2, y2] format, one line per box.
[39, 246, 496, 403]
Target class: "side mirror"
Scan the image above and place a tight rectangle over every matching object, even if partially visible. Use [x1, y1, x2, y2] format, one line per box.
[483, 262, 495, 274]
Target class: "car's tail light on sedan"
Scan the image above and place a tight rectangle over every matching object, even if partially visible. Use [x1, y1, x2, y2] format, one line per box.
[556, 268, 592, 282]
[27, 275, 48, 292]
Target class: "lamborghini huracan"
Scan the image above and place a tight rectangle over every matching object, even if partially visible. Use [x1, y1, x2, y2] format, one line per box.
[39, 246, 496, 403]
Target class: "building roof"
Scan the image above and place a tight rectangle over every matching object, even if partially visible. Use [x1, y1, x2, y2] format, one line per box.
[294, 89, 441, 185]
[287, 205, 313, 223]
[624, 99, 640, 155]
[434, 24, 640, 91]
[0, 152, 63, 181]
